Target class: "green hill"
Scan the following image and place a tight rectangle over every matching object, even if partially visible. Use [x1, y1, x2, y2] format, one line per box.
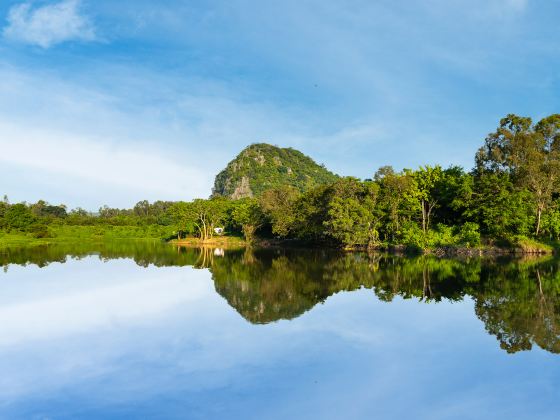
[211, 143, 339, 199]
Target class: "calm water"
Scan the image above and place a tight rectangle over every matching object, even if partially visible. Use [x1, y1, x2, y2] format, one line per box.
[1, 242, 559, 419]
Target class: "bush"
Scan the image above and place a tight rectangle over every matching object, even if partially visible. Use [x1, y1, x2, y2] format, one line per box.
[427, 224, 457, 247]
[4, 204, 35, 231]
[458, 222, 481, 247]
[399, 223, 480, 249]
[399, 222, 424, 248]
[29, 224, 55, 239]
[508, 235, 552, 253]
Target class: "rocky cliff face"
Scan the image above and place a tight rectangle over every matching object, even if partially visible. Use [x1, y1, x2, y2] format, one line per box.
[211, 143, 339, 198]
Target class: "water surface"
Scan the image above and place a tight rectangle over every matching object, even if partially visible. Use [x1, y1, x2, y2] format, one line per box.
[1, 242, 559, 419]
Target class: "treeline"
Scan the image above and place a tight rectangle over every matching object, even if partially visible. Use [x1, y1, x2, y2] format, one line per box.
[1, 113, 560, 248]
[0, 198, 180, 239]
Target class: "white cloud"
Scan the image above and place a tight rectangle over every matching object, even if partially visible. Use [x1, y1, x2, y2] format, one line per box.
[0, 62, 336, 208]
[0, 121, 210, 201]
[0, 65, 219, 208]
[3, 0, 96, 48]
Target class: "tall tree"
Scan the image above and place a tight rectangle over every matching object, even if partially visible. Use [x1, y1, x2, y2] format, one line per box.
[431, 166, 472, 226]
[477, 114, 560, 236]
[259, 186, 300, 237]
[410, 165, 443, 234]
[374, 166, 415, 241]
[323, 178, 381, 247]
[187, 199, 230, 241]
[231, 198, 265, 242]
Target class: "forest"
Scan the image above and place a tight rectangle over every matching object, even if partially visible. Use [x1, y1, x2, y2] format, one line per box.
[2, 113, 560, 251]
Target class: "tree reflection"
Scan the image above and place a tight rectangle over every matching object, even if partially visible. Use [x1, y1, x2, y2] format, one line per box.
[475, 262, 560, 353]
[2, 243, 560, 354]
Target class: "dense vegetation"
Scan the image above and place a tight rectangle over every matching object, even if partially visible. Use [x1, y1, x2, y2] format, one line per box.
[2, 114, 560, 251]
[212, 143, 339, 198]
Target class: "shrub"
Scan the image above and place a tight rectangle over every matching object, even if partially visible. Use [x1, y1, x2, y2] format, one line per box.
[458, 222, 481, 247]
[427, 224, 457, 247]
[399, 222, 424, 248]
[29, 224, 55, 239]
[4, 204, 35, 231]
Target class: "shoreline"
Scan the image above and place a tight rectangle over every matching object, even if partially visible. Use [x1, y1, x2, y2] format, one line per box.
[171, 236, 246, 248]
[171, 236, 556, 256]
[0, 233, 555, 257]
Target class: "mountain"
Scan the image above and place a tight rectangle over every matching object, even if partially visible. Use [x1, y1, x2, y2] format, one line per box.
[211, 143, 339, 199]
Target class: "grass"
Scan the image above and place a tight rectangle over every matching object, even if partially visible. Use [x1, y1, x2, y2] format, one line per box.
[0, 225, 174, 250]
[171, 235, 247, 248]
[487, 235, 554, 254]
[0, 232, 54, 249]
[511, 236, 554, 254]
[0, 225, 249, 251]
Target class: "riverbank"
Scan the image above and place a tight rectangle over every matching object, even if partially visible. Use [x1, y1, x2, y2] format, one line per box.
[358, 237, 555, 256]
[171, 236, 246, 248]
[1, 229, 557, 256]
[424, 236, 555, 256]
[171, 235, 557, 256]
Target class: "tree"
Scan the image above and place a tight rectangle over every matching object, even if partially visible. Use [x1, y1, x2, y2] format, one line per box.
[477, 114, 560, 236]
[431, 166, 472, 226]
[31, 200, 67, 218]
[374, 166, 416, 241]
[324, 197, 374, 247]
[231, 198, 265, 242]
[467, 172, 533, 238]
[0, 200, 7, 229]
[165, 202, 195, 238]
[133, 200, 151, 217]
[541, 204, 560, 240]
[323, 178, 381, 247]
[99, 205, 131, 218]
[290, 184, 331, 241]
[4, 204, 36, 231]
[533, 114, 560, 235]
[259, 186, 300, 237]
[186, 199, 230, 241]
[411, 165, 443, 234]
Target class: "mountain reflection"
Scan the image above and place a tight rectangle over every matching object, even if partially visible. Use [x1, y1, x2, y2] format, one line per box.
[2, 242, 560, 354]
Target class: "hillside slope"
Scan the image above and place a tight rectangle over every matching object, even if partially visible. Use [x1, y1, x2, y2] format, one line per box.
[212, 143, 339, 199]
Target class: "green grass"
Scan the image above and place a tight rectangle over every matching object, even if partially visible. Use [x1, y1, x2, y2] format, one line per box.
[0, 225, 175, 250]
[171, 235, 247, 248]
[511, 236, 554, 253]
[0, 232, 53, 249]
[52, 225, 175, 240]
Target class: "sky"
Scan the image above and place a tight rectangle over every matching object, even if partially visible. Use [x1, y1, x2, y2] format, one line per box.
[0, 0, 559, 210]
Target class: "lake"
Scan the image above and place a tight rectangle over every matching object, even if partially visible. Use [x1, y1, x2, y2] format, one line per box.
[1, 242, 559, 419]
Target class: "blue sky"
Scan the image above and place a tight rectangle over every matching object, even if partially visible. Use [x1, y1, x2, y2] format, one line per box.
[1, 0, 559, 209]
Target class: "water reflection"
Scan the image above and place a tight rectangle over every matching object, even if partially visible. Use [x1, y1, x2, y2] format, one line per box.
[2, 242, 560, 354]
